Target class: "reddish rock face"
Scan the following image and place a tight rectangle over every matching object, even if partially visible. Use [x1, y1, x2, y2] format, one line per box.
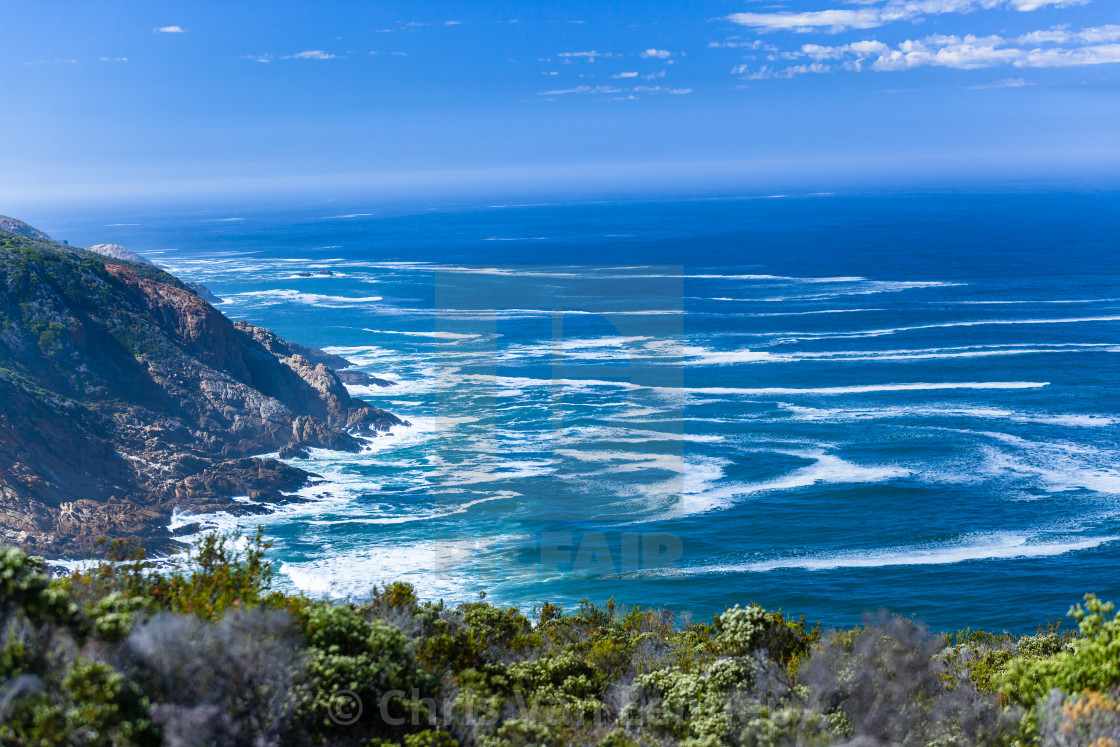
[0, 227, 402, 557]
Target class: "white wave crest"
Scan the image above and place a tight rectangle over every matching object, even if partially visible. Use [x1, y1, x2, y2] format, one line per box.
[221, 289, 383, 307]
[696, 534, 1117, 573]
[677, 381, 1049, 396]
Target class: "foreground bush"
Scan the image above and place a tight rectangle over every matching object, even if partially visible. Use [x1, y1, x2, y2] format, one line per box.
[0, 533, 1116, 746]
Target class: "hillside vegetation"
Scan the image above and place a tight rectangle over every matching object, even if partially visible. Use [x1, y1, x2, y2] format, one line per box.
[1, 534, 1118, 746]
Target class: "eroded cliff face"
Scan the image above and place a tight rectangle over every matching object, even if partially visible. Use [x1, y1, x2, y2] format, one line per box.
[0, 226, 401, 556]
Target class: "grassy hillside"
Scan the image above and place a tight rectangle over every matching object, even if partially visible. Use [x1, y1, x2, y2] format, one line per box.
[1, 534, 1117, 746]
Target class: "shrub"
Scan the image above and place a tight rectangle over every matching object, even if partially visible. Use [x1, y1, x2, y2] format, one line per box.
[800, 612, 1017, 746]
[1036, 688, 1120, 747]
[297, 601, 430, 742]
[1002, 595, 1120, 708]
[6, 535, 1120, 746]
[0, 658, 159, 746]
[125, 608, 306, 745]
[160, 529, 275, 619]
[0, 546, 76, 624]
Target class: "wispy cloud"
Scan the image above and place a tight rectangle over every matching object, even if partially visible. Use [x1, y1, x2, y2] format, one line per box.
[445, 20, 462, 25]
[612, 71, 640, 78]
[967, 76, 1036, 87]
[640, 48, 672, 59]
[540, 86, 592, 95]
[24, 58, 79, 66]
[727, 0, 1089, 34]
[733, 62, 832, 79]
[558, 51, 615, 62]
[156, 25, 186, 33]
[709, 39, 780, 52]
[98, 56, 128, 62]
[538, 85, 622, 96]
[283, 50, 338, 60]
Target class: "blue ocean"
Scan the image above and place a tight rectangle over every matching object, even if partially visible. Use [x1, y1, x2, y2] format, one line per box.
[46, 188, 1120, 632]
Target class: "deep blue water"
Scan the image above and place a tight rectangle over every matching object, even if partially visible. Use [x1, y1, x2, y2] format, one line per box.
[45, 189, 1120, 632]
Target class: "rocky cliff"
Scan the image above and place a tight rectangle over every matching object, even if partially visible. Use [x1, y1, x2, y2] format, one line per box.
[0, 223, 402, 556]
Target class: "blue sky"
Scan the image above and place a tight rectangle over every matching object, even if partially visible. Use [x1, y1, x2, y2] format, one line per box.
[2, 0, 1119, 208]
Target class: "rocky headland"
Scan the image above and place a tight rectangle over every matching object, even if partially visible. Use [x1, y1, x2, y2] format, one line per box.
[0, 218, 402, 556]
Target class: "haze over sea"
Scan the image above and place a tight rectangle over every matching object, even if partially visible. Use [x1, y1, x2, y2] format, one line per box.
[45, 187, 1120, 632]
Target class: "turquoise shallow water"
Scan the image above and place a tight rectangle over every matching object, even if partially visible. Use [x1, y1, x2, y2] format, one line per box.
[48, 189, 1120, 631]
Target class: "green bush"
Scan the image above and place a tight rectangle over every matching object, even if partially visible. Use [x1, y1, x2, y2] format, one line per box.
[3, 538, 1120, 746]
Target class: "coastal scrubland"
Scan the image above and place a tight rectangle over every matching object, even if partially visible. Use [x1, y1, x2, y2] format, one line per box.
[2, 532, 1119, 746]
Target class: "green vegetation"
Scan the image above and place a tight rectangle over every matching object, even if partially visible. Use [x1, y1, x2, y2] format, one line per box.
[2, 533, 1119, 745]
[0, 230, 168, 369]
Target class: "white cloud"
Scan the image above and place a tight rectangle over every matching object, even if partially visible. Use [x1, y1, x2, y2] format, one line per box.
[735, 62, 833, 78]
[624, 84, 694, 96]
[640, 48, 672, 59]
[284, 50, 338, 60]
[1017, 25, 1120, 45]
[156, 25, 186, 33]
[1018, 43, 1120, 67]
[612, 71, 640, 78]
[558, 51, 613, 62]
[727, 0, 1088, 34]
[445, 20, 462, 25]
[785, 28, 1120, 72]
[98, 56, 128, 62]
[728, 8, 885, 33]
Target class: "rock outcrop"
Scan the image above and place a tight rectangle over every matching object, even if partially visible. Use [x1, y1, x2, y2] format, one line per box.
[87, 243, 152, 265]
[86, 242, 223, 302]
[0, 223, 403, 556]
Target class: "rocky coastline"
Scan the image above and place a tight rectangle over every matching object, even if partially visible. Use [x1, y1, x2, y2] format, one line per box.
[0, 216, 402, 556]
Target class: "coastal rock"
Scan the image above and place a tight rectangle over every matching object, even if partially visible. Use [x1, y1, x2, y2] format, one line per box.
[186, 281, 223, 303]
[87, 243, 152, 265]
[277, 443, 311, 460]
[335, 369, 395, 387]
[287, 342, 354, 370]
[0, 221, 404, 556]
